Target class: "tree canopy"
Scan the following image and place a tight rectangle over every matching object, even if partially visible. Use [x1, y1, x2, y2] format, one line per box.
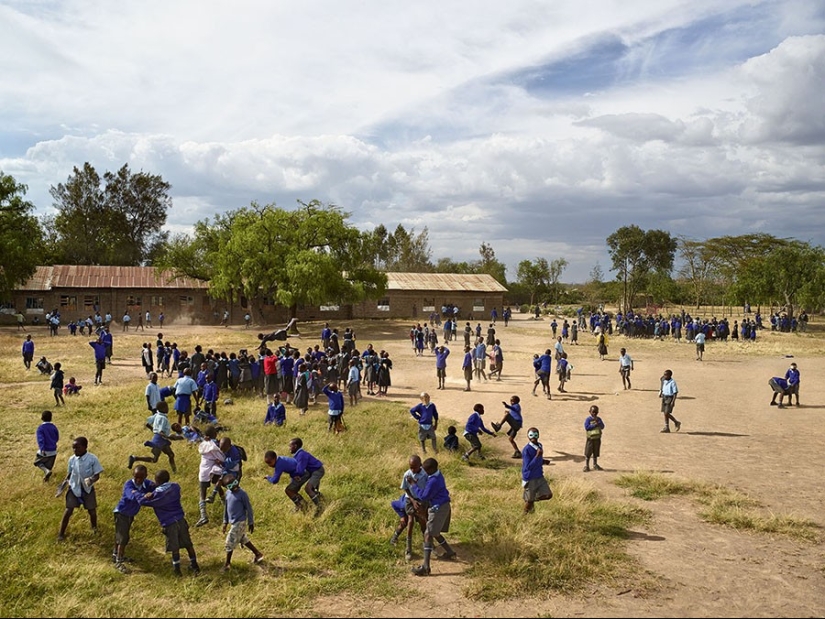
[0, 172, 43, 301]
[156, 200, 387, 317]
[607, 225, 677, 312]
[46, 162, 171, 265]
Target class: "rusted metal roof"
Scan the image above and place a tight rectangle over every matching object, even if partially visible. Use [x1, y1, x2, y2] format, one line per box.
[17, 266, 209, 291]
[386, 272, 508, 293]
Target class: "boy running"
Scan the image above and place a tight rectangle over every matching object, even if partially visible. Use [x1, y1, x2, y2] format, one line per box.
[112, 464, 155, 573]
[34, 410, 59, 482]
[221, 474, 264, 571]
[491, 395, 523, 459]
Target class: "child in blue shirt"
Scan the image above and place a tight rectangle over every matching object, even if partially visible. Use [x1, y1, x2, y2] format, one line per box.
[491, 395, 523, 459]
[221, 474, 263, 572]
[34, 409, 59, 481]
[264, 393, 286, 426]
[461, 403, 496, 462]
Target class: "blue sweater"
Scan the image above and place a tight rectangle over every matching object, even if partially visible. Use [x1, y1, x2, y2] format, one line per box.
[464, 412, 494, 436]
[293, 448, 323, 476]
[522, 441, 545, 481]
[418, 470, 450, 507]
[139, 482, 185, 527]
[114, 478, 156, 517]
[410, 402, 438, 426]
[224, 487, 254, 526]
[266, 456, 298, 484]
[36, 422, 59, 452]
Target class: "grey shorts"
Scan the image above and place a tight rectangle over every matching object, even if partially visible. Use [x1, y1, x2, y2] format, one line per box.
[585, 437, 601, 458]
[436, 367, 446, 378]
[522, 477, 552, 503]
[225, 521, 250, 552]
[464, 432, 481, 450]
[418, 426, 437, 442]
[474, 358, 486, 370]
[66, 488, 97, 511]
[288, 467, 325, 493]
[162, 518, 192, 553]
[661, 395, 676, 415]
[114, 512, 134, 546]
[463, 367, 473, 382]
[425, 502, 451, 536]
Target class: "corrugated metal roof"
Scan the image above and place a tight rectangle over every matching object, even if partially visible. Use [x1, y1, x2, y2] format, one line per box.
[17, 265, 209, 291]
[386, 272, 508, 293]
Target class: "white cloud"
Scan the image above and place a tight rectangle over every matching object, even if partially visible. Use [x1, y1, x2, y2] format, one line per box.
[1, 1, 824, 282]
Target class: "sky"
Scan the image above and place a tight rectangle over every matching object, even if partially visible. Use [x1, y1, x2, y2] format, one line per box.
[1, 0, 824, 283]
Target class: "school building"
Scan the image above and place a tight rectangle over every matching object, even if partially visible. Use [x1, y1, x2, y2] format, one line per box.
[7, 266, 507, 325]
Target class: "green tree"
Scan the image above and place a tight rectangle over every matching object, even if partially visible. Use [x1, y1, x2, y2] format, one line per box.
[516, 258, 550, 307]
[365, 224, 433, 272]
[48, 162, 171, 265]
[730, 242, 825, 318]
[0, 172, 43, 301]
[477, 242, 508, 285]
[160, 201, 386, 319]
[677, 237, 720, 309]
[548, 258, 568, 304]
[607, 225, 677, 312]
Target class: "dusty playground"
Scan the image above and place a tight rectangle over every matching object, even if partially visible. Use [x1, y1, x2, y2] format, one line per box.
[314, 311, 825, 617]
[7, 309, 825, 617]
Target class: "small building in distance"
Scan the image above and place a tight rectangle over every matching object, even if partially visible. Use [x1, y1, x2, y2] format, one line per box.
[8, 266, 507, 325]
[11, 265, 211, 325]
[351, 272, 507, 321]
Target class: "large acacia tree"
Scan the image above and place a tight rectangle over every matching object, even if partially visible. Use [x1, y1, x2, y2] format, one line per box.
[47, 162, 171, 265]
[607, 225, 677, 312]
[0, 172, 43, 301]
[157, 200, 387, 319]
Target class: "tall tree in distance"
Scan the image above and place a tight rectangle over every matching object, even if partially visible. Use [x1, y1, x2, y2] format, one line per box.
[607, 225, 677, 312]
[47, 162, 171, 265]
[548, 258, 568, 304]
[516, 258, 550, 307]
[0, 172, 43, 301]
[478, 242, 508, 285]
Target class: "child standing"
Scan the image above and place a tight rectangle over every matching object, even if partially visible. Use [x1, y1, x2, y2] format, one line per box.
[322, 382, 346, 434]
[583, 405, 605, 472]
[50, 362, 65, 407]
[221, 474, 264, 571]
[34, 410, 59, 482]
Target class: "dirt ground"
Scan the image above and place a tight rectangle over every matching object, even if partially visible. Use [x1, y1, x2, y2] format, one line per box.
[304, 311, 825, 618]
[17, 311, 823, 617]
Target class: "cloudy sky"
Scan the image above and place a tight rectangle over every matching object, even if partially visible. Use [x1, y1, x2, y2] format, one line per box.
[2, 0, 824, 282]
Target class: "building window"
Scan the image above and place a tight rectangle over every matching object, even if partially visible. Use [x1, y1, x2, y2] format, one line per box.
[320, 303, 340, 311]
[152, 296, 164, 307]
[60, 295, 77, 311]
[377, 298, 390, 312]
[240, 296, 249, 309]
[26, 297, 44, 310]
[473, 298, 485, 313]
[262, 296, 275, 306]
[84, 295, 99, 311]
[202, 296, 211, 310]
[179, 295, 194, 307]
[126, 295, 142, 308]
[422, 298, 435, 313]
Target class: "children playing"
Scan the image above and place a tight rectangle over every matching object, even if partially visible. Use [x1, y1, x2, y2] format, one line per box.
[138, 469, 200, 576]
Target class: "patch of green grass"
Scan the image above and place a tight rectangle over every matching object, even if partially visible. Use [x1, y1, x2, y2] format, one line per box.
[615, 472, 820, 542]
[0, 327, 657, 616]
